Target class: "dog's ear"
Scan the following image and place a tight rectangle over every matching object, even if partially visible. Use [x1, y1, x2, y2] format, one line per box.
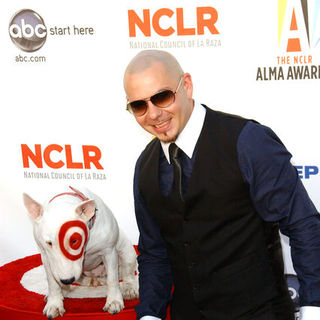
[23, 193, 43, 221]
[75, 200, 96, 222]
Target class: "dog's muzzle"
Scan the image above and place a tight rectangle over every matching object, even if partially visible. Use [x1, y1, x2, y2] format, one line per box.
[60, 277, 75, 285]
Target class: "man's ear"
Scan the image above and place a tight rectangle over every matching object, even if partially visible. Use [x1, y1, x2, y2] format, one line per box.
[23, 193, 43, 221]
[182, 73, 193, 100]
[75, 200, 96, 222]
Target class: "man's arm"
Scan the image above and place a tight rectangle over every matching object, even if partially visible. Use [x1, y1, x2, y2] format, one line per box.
[237, 121, 320, 319]
[134, 156, 172, 320]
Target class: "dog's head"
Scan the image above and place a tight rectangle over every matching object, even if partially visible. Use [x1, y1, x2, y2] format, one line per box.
[23, 192, 95, 286]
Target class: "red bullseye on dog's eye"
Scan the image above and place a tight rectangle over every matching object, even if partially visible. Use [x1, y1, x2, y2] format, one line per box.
[58, 221, 88, 261]
[69, 232, 82, 250]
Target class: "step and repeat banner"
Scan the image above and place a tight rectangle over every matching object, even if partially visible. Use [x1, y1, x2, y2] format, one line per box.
[0, 0, 319, 314]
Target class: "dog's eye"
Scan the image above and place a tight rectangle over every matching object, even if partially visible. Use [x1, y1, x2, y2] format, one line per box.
[46, 241, 53, 248]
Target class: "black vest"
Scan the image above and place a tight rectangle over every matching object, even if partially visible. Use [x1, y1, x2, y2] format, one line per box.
[138, 108, 294, 320]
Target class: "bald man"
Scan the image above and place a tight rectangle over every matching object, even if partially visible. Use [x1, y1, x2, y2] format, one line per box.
[124, 50, 193, 143]
[124, 50, 320, 320]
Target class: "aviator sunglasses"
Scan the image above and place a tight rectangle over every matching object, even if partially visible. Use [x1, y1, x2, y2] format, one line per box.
[126, 75, 184, 117]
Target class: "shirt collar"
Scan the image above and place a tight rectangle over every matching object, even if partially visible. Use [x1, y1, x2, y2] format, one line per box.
[161, 101, 206, 164]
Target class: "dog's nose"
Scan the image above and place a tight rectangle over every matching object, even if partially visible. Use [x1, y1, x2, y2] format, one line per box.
[60, 277, 75, 285]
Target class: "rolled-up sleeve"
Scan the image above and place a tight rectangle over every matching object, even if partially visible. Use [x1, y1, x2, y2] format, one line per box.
[237, 121, 320, 307]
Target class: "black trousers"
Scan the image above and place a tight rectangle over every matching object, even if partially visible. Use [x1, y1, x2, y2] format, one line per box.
[172, 296, 295, 320]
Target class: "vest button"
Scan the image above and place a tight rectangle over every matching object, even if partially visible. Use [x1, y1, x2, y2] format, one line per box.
[188, 262, 195, 270]
[184, 241, 190, 247]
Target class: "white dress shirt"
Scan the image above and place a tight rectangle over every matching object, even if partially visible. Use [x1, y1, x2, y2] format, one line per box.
[161, 100, 206, 163]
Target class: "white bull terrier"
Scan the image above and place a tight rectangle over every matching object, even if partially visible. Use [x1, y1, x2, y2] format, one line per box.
[23, 186, 138, 319]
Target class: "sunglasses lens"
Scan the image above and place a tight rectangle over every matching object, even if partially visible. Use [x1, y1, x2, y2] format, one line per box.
[127, 89, 175, 116]
[128, 100, 147, 116]
[151, 90, 175, 108]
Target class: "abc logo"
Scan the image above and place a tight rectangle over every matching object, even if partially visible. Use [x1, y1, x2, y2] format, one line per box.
[9, 9, 47, 52]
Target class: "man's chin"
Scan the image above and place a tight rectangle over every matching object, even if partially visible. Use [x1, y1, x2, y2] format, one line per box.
[156, 133, 178, 143]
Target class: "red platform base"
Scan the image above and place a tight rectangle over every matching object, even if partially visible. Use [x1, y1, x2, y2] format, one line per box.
[0, 254, 170, 319]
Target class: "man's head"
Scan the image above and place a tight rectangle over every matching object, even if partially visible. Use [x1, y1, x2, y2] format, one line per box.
[124, 50, 194, 142]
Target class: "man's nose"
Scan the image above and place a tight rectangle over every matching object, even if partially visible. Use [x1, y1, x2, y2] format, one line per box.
[147, 101, 162, 119]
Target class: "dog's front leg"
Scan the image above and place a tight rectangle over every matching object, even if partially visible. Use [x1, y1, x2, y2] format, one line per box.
[42, 255, 65, 319]
[102, 247, 124, 314]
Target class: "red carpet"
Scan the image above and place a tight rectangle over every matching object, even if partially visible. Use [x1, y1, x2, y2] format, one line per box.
[0, 254, 170, 319]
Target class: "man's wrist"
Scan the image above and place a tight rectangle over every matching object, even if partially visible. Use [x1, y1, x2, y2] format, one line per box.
[299, 306, 320, 319]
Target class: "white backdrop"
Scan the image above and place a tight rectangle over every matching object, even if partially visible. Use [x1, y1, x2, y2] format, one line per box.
[0, 0, 319, 291]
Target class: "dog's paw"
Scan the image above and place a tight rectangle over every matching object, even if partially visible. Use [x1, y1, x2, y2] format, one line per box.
[120, 281, 139, 300]
[122, 287, 139, 300]
[43, 298, 65, 319]
[103, 298, 124, 315]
